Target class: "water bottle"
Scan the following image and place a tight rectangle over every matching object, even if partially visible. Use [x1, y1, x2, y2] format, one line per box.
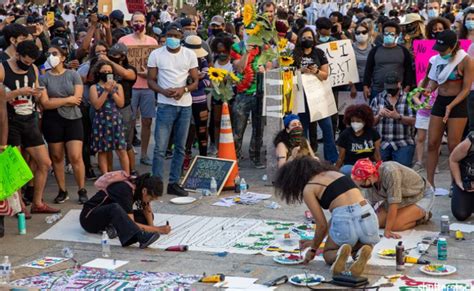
[234, 176, 241, 193]
[240, 178, 248, 195]
[101, 231, 111, 258]
[210, 177, 217, 195]
[0, 256, 11, 284]
[437, 238, 448, 260]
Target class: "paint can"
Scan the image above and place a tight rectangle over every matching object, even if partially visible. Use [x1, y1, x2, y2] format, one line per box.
[17, 212, 26, 235]
[396, 241, 405, 271]
[440, 215, 450, 235]
[437, 238, 447, 260]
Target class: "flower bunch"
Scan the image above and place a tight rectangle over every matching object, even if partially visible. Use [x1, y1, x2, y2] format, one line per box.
[207, 67, 239, 102]
[277, 38, 294, 67]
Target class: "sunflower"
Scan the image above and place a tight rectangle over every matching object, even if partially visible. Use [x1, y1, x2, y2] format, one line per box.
[229, 72, 240, 82]
[246, 23, 261, 36]
[243, 4, 255, 26]
[278, 38, 288, 51]
[208, 67, 227, 82]
[279, 56, 294, 67]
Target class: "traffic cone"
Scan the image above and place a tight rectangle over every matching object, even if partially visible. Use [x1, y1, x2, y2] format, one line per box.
[218, 102, 239, 189]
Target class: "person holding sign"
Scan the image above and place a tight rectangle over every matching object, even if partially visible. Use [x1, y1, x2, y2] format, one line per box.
[424, 30, 473, 190]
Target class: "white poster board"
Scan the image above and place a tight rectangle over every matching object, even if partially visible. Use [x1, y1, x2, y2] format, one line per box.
[337, 91, 367, 115]
[112, 0, 132, 20]
[299, 72, 337, 122]
[317, 40, 359, 87]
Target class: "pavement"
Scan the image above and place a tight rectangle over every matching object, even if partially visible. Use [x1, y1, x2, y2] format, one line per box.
[1, 128, 474, 290]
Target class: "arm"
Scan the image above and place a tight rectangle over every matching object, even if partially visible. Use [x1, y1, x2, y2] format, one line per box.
[111, 61, 136, 81]
[314, 64, 329, 81]
[335, 146, 346, 169]
[79, 25, 96, 54]
[384, 203, 401, 238]
[402, 47, 416, 90]
[147, 67, 172, 97]
[363, 46, 376, 88]
[302, 188, 328, 263]
[89, 85, 108, 110]
[127, 213, 171, 234]
[419, 63, 432, 88]
[112, 84, 125, 108]
[40, 84, 83, 109]
[373, 139, 382, 162]
[103, 21, 113, 47]
[275, 142, 289, 168]
[449, 138, 471, 191]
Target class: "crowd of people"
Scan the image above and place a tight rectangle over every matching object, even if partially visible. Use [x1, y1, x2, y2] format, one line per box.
[0, 0, 473, 277]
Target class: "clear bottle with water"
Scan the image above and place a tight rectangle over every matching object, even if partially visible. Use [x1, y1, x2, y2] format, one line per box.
[240, 178, 248, 195]
[101, 231, 111, 258]
[0, 256, 11, 284]
[210, 177, 217, 195]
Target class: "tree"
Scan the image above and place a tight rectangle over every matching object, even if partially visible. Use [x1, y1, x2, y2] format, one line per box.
[195, 0, 233, 26]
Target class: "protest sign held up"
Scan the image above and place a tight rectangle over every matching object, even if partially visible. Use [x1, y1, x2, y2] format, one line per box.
[317, 39, 359, 87]
[127, 45, 159, 73]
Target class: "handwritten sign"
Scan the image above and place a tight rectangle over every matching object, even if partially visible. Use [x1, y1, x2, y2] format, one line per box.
[126, 0, 146, 14]
[181, 156, 236, 195]
[127, 45, 159, 73]
[0, 147, 33, 200]
[413, 39, 472, 84]
[317, 39, 359, 87]
[299, 72, 338, 122]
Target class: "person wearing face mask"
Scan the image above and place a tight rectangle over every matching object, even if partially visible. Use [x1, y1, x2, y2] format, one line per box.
[110, 10, 134, 43]
[351, 158, 434, 239]
[350, 23, 373, 100]
[336, 105, 381, 177]
[275, 156, 379, 276]
[423, 30, 473, 191]
[119, 12, 158, 167]
[400, 14, 426, 52]
[0, 23, 29, 62]
[207, 15, 225, 48]
[426, 0, 441, 21]
[274, 114, 317, 168]
[363, 21, 415, 100]
[370, 72, 416, 167]
[315, 17, 337, 45]
[38, 42, 87, 205]
[425, 17, 450, 40]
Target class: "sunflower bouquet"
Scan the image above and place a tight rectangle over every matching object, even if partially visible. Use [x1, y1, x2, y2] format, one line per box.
[207, 67, 239, 102]
[277, 38, 294, 68]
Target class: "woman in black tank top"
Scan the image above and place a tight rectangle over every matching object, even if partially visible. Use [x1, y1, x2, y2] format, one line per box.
[274, 156, 380, 277]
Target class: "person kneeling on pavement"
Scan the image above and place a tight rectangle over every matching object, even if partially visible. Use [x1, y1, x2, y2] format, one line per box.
[274, 156, 379, 277]
[80, 174, 170, 248]
[351, 158, 434, 239]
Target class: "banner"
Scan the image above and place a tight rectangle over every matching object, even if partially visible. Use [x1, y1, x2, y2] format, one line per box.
[0, 146, 33, 200]
[317, 39, 359, 87]
[413, 39, 472, 84]
[299, 72, 337, 122]
[126, 0, 146, 14]
[127, 45, 159, 73]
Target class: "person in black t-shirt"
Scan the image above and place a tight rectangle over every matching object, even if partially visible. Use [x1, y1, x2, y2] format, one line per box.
[80, 174, 169, 248]
[336, 104, 381, 176]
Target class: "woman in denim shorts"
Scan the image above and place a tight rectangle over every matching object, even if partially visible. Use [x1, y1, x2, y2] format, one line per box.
[274, 156, 380, 277]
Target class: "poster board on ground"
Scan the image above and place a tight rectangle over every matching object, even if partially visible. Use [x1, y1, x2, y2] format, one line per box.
[127, 45, 159, 73]
[317, 39, 359, 87]
[181, 156, 236, 195]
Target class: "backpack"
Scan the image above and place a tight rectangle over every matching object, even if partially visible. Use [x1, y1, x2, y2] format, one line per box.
[94, 170, 136, 194]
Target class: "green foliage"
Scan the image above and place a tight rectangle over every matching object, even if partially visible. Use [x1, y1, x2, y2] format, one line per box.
[195, 0, 232, 26]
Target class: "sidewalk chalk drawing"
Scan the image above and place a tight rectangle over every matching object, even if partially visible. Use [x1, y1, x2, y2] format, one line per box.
[11, 267, 201, 290]
[22, 257, 68, 269]
[373, 275, 474, 291]
[35, 210, 437, 266]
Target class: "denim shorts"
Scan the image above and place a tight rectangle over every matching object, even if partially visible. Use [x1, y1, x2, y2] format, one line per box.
[329, 201, 380, 247]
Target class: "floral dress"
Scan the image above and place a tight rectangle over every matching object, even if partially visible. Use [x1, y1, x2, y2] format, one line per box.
[90, 84, 126, 153]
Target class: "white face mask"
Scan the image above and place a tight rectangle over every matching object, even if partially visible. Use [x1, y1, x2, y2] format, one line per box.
[47, 55, 61, 68]
[351, 122, 365, 132]
[355, 33, 369, 43]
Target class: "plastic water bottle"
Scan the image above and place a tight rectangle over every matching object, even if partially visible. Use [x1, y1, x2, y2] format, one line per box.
[437, 238, 447, 260]
[101, 231, 111, 258]
[240, 178, 248, 195]
[210, 177, 217, 195]
[0, 256, 11, 284]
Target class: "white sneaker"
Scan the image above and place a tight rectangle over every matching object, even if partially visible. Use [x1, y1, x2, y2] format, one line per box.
[65, 163, 73, 175]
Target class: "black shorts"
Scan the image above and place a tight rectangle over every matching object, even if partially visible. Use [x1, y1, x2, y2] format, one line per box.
[42, 110, 84, 143]
[8, 114, 44, 148]
[431, 95, 468, 118]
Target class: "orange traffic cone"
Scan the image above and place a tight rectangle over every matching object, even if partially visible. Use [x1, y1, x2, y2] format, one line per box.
[218, 102, 239, 189]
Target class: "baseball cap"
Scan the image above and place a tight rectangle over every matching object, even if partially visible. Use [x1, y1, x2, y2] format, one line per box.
[210, 15, 224, 26]
[109, 43, 128, 56]
[180, 17, 193, 27]
[109, 10, 124, 21]
[384, 71, 401, 89]
[166, 22, 183, 33]
[433, 30, 457, 52]
[50, 37, 68, 51]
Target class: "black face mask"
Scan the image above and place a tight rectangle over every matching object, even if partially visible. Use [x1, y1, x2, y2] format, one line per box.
[211, 28, 223, 36]
[301, 39, 314, 49]
[16, 59, 31, 71]
[431, 31, 440, 39]
[386, 88, 399, 97]
[99, 73, 109, 82]
[109, 56, 122, 63]
[217, 53, 228, 61]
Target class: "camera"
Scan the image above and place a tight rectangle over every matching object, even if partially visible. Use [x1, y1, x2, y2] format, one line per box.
[98, 14, 109, 22]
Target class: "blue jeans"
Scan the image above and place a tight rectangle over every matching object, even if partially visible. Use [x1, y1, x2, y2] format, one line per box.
[340, 165, 353, 177]
[329, 202, 380, 247]
[381, 144, 415, 167]
[152, 104, 192, 184]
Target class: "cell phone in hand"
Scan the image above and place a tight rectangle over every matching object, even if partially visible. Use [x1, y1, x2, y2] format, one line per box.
[36, 86, 45, 90]
[386, 104, 394, 111]
[106, 74, 114, 82]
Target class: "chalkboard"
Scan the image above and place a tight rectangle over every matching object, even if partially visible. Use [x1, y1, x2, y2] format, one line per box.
[181, 156, 236, 195]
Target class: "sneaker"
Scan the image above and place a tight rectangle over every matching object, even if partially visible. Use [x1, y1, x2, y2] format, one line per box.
[137, 231, 160, 249]
[349, 245, 372, 277]
[412, 162, 424, 173]
[65, 163, 74, 175]
[140, 156, 153, 166]
[78, 189, 89, 205]
[54, 190, 69, 204]
[208, 143, 217, 156]
[31, 203, 61, 214]
[330, 244, 352, 276]
[253, 159, 266, 169]
[167, 183, 189, 197]
[105, 224, 118, 239]
[86, 169, 97, 181]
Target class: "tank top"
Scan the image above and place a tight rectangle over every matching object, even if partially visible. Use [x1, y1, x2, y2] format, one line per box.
[3, 61, 37, 116]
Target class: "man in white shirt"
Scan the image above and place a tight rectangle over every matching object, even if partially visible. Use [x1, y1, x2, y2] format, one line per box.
[147, 22, 199, 197]
[160, 5, 174, 25]
[61, 5, 75, 36]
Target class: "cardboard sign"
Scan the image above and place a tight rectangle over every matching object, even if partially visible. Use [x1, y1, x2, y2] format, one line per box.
[181, 156, 236, 195]
[127, 45, 159, 73]
[317, 39, 359, 87]
[413, 39, 472, 84]
[98, 0, 113, 15]
[126, 0, 146, 14]
[299, 72, 338, 122]
[0, 146, 33, 200]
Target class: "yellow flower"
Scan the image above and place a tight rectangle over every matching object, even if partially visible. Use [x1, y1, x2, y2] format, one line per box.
[246, 23, 261, 36]
[278, 38, 288, 51]
[229, 72, 240, 82]
[209, 67, 226, 82]
[243, 4, 255, 26]
[279, 56, 294, 67]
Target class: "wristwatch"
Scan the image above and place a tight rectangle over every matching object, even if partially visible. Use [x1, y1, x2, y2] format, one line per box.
[184, 87, 189, 93]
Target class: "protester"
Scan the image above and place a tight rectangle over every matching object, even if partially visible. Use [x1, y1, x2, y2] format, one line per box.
[336, 105, 381, 176]
[426, 0, 442, 21]
[0, 87, 7, 237]
[275, 156, 379, 276]
[400, 13, 425, 52]
[351, 22, 373, 97]
[424, 30, 473, 190]
[425, 17, 450, 39]
[449, 132, 474, 221]
[110, 10, 134, 42]
[79, 173, 168, 248]
[39, 40, 87, 204]
[461, 9, 474, 131]
[147, 22, 199, 197]
[352, 158, 433, 239]
[0, 24, 30, 62]
[89, 60, 129, 175]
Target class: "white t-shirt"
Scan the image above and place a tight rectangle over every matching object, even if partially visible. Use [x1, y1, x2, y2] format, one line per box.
[147, 46, 198, 107]
[160, 10, 172, 24]
[61, 13, 76, 33]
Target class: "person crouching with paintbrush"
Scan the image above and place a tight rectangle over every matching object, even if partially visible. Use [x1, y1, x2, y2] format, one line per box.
[274, 156, 380, 276]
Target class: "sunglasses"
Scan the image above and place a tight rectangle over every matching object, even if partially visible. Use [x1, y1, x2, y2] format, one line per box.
[355, 30, 368, 35]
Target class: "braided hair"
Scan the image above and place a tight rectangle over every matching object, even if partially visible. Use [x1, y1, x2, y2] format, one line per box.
[132, 173, 163, 209]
